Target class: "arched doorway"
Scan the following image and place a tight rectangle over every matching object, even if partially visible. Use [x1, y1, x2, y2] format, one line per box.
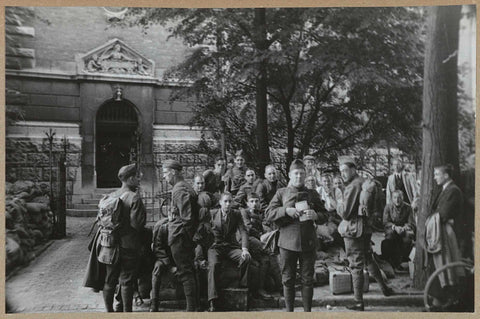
[95, 99, 139, 188]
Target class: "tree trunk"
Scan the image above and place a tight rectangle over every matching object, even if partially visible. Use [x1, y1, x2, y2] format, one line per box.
[254, 8, 271, 175]
[285, 105, 295, 174]
[414, 5, 461, 289]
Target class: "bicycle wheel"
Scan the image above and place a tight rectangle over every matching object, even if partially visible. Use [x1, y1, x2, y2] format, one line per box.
[424, 260, 474, 312]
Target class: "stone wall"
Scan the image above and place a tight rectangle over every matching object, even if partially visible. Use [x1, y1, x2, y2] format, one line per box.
[152, 125, 216, 182]
[6, 122, 82, 208]
[14, 7, 189, 77]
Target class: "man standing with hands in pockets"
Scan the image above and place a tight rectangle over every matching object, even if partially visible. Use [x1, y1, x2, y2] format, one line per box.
[265, 159, 327, 312]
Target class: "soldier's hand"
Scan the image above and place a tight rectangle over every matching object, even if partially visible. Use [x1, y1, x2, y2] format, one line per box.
[304, 209, 318, 221]
[394, 226, 403, 235]
[241, 248, 251, 262]
[286, 207, 300, 219]
[153, 261, 163, 276]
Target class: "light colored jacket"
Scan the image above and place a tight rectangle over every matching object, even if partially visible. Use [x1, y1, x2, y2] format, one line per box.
[386, 171, 418, 205]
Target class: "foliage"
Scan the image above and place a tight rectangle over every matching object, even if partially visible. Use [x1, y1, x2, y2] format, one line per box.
[120, 7, 426, 174]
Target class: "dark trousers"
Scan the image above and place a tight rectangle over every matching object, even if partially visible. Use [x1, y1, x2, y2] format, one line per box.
[151, 264, 169, 303]
[170, 236, 197, 311]
[381, 231, 413, 268]
[279, 247, 315, 312]
[104, 248, 140, 312]
[344, 233, 387, 302]
[208, 245, 250, 301]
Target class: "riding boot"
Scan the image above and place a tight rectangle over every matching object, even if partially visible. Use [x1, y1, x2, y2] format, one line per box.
[283, 286, 295, 312]
[256, 256, 272, 299]
[301, 286, 313, 312]
[102, 284, 116, 312]
[120, 285, 134, 312]
[113, 286, 123, 312]
[347, 270, 364, 311]
[183, 278, 197, 311]
[368, 254, 394, 296]
[269, 255, 283, 294]
[150, 275, 161, 312]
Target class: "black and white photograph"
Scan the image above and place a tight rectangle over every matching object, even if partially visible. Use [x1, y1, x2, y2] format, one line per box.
[4, 3, 476, 314]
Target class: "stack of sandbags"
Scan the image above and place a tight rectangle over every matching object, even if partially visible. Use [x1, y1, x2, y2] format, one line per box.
[5, 180, 55, 274]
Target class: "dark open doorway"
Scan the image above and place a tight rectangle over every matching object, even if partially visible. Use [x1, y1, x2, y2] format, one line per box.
[96, 100, 139, 188]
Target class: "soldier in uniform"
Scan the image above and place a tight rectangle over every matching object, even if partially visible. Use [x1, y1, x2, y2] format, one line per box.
[265, 159, 327, 312]
[84, 164, 146, 312]
[256, 164, 279, 210]
[207, 192, 251, 311]
[203, 157, 227, 195]
[149, 212, 175, 312]
[234, 168, 257, 208]
[381, 190, 415, 272]
[191, 175, 216, 269]
[335, 156, 393, 311]
[224, 151, 248, 195]
[162, 159, 199, 312]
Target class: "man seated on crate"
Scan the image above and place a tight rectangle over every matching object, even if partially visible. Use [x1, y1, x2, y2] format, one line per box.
[240, 192, 281, 299]
[233, 168, 258, 208]
[381, 190, 415, 273]
[149, 210, 177, 312]
[207, 192, 251, 312]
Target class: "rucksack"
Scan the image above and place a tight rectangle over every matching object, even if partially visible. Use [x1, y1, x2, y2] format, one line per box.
[97, 193, 125, 230]
[96, 192, 127, 264]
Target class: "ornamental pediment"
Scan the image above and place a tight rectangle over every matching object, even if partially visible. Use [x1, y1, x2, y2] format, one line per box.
[76, 38, 155, 77]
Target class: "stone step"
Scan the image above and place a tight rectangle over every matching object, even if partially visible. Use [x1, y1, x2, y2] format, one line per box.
[73, 203, 98, 209]
[66, 209, 97, 218]
[82, 198, 100, 205]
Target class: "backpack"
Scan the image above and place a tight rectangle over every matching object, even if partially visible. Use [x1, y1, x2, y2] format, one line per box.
[96, 192, 127, 265]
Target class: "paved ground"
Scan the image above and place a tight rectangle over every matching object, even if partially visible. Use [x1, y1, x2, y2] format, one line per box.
[6, 216, 424, 313]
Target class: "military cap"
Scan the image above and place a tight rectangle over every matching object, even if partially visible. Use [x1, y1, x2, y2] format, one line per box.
[303, 155, 316, 161]
[338, 156, 356, 167]
[247, 192, 260, 200]
[118, 163, 137, 181]
[163, 159, 182, 171]
[289, 159, 305, 171]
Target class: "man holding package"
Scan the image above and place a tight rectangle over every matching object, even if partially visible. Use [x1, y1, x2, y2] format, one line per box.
[265, 159, 327, 312]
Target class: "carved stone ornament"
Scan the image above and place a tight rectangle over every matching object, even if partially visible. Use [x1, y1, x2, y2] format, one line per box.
[76, 38, 155, 77]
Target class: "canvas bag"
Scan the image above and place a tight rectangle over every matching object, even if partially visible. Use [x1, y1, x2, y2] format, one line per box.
[260, 229, 279, 255]
[96, 192, 127, 265]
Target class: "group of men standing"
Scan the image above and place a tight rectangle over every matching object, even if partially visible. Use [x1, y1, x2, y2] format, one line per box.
[84, 150, 470, 312]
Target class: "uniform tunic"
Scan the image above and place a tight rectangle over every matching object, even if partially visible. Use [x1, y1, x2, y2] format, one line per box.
[256, 179, 278, 210]
[224, 166, 247, 195]
[265, 185, 327, 297]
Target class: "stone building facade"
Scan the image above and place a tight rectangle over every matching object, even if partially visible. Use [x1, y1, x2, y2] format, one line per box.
[5, 7, 211, 206]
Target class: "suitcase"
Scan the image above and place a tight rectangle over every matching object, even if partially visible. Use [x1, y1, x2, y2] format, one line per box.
[329, 268, 369, 295]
